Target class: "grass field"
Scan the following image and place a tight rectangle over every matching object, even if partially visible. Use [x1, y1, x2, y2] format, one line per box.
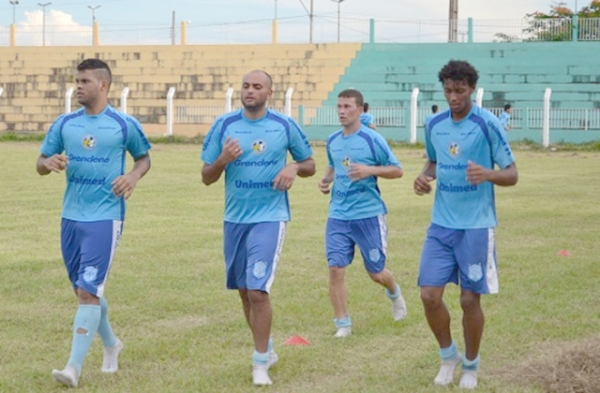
[0, 142, 599, 393]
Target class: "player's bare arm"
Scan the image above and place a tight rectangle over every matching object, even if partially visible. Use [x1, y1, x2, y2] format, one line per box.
[201, 137, 243, 185]
[414, 160, 437, 196]
[272, 157, 316, 191]
[466, 161, 518, 186]
[348, 164, 403, 181]
[318, 166, 335, 195]
[111, 154, 151, 199]
[36, 154, 69, 175]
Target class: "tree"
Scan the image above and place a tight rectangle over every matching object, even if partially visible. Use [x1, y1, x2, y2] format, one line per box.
[523, 1, 600, 41]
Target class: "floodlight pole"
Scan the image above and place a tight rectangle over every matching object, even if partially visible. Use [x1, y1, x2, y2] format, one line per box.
[331, 0, 344, 42]
[10, 0, 19, 25]
[88, 5, 100, 25]
[38, 2, 51, 46]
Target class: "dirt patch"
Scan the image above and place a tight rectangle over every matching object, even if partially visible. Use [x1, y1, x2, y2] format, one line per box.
[495, 335, 600, 393]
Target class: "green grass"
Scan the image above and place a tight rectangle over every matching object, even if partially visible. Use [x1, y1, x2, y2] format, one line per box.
[0, 142, 599, 392]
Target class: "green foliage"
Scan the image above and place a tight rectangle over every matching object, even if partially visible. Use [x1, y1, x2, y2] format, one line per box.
[524, 1, 600, 41]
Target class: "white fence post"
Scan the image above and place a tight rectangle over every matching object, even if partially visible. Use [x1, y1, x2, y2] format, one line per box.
[284, 87, 294, 117]
[476, 87, 484, 107]
[410, 88, 419, 145]
[543, 88, 552, 148]
[166, 87, 176, 137]
[120, 87, 130, 114]
[225, 87, 234, 112]
[0, 87, 3, 98]
[65, 87, 74, 113]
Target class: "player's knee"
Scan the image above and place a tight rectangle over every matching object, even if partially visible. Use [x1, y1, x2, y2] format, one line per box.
[460, 291, 481, 312]
[368, 271, 385, 285]
[328, 266, 345, 282]
[420, 287, 443, 309]
[247, 289, 269, 306]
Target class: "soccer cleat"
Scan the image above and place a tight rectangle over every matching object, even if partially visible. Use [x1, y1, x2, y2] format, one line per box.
[101, 339, 123, 373]
[391, 294, 408, 321]
[268, 350, 278, 368]
[434, 354, 462, 386]
[52, 365, 79, 388]
[252, 364, 273, 386]
[334, 327, 352, 338]
[459, 370, 478, 389]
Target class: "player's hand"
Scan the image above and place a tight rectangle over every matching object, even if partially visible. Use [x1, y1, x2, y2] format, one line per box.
[318, 178, 332, 194]
[273, 164, 298, 191]
[414, 174, 434, 195]
[112, 173, 139, 199]
[347, 164, 373, 181]
[43, 154, 69, 173]
[221, 137, 243, 164]
[466, 160, 490, 185]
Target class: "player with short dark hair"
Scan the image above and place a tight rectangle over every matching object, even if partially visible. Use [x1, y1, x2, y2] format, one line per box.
[359, 101, 377, 130]
[499, 103, 512, 131]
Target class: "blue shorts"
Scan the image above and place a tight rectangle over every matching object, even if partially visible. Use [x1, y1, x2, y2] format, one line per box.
[418, 223, 499, 294]
[61, 219, 123, 298]
[326, 215, 387, 274]
[223, 221, 286, 293]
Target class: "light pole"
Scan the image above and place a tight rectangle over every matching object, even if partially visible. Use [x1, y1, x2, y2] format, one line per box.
[38, 2, 51, 46]
[88, 5, 100, 25]
[331, 0, 344, 43]
[9, 0, 19, 25]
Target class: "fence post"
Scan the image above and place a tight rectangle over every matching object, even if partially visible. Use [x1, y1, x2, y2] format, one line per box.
[523, 108, 530, 131]
[572, 15, 579, 42]
[285, 87, 294, 117]
[166, 87, 176, 138]
[120, 87, 130, 114]
[369, 19, 375, 43]
[476, 87, 484, 107]
[468, 17, 473, 43]
[410, 88, 419, 144]
[542, 88, 552, 147]
[65, 87, 74, 113]
[0, 87, 3, 98]
[298, 105, 305, 127]
[225, 87, 234, 112]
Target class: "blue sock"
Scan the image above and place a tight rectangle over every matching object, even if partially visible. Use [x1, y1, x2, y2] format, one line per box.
[267, 337, 274, 353]
[97, 297, 117, 348]
[462, 354, 480, 371]
[439, 341, 459, 361]
[67, 305, 101, 374]
[386, 284, 401, 300]
[252, 350, 269, 366]
[334, 315, 351, 329]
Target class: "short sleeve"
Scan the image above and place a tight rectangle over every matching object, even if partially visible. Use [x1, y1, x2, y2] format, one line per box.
[201, 118, 225, 165]
[287, 117, 313, 162]
[40, 117, 65, 157]
[125, 117, 151, 159]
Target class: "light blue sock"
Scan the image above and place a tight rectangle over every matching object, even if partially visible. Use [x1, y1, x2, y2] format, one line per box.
[334, 315, 351, 329]
[462, 354, 480, 371]
[252, 350, 269, 366]
[97, 297, 118, 348]
[439, 341, 459, 361]
[67, 305, 101, 374]
[386, 283, 401, 300]
[267, 337, 274, 353]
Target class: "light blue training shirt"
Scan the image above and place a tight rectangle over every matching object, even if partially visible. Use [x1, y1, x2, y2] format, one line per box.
[326, 125, 402, 220]
[425, 105, 515, 229]
[201, 108, 313, 224]
[498, 111, 511, 128]
[40, 105, 151, 222]
[359, 112, 374, 127]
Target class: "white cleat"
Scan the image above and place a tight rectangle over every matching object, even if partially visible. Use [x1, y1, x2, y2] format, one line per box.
[434, 355, 462, 386]
[268, 350, 278, 368]
[52, 365, 79, 388]
[391, 294, 408, 321]
[334, 327, 352, 338]
[101, 339, 124, 373]
[252, 364, 273, 386]
[459, 370, 478, 389]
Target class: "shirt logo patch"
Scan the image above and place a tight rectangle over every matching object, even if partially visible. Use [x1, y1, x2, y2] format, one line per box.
[342, 157, 351, 168]
[449, 142, 460, 157]
[82, 135, 96, 150]
[252, 139, 266, 154]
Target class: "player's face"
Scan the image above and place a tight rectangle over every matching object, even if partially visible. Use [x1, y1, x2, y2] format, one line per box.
[443, 79, 474, 119]
[337, 96, 361, 128]
[241, 72, 272, 113]
[75, 69, 105, 108]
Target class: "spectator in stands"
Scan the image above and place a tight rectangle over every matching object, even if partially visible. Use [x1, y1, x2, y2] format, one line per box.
[413, 60, 518, 389]
[359, 102, 377, 130]
[499, 104, 512, 131]
[318, 88, 407, 339]
[37, 58, 152, 388]
[424, 104, 440, 130]
[201, 70, 315, 386]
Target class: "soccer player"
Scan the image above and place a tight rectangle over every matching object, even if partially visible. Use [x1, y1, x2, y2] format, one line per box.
[37, 58, 151, 388]
[318, 89, 407, 338]
[499, 104, 512, 131]
[359, 102, 377, 130]
[424, 104, 439, 130]
[413, 60, 518, 389]
[201, 70, 315, 386]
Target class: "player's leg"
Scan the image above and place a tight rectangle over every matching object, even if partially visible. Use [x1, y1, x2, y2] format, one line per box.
[246, 221, 286, 385]
[418, 224, 462, 386]
[326, 218, 354, 337]
[454, 227, 497, 389]
[354, 215, 407, 321]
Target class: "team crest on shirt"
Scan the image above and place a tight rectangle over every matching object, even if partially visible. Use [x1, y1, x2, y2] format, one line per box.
[448, 142, 460, 157]
[82, 135, 96, 150]
[342, 157, 351, 168]
[252, 139, 266, 154]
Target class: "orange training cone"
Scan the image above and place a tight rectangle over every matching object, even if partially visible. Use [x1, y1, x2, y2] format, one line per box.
[557, 249, 572, 257]
[283, 335, 311, 346]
